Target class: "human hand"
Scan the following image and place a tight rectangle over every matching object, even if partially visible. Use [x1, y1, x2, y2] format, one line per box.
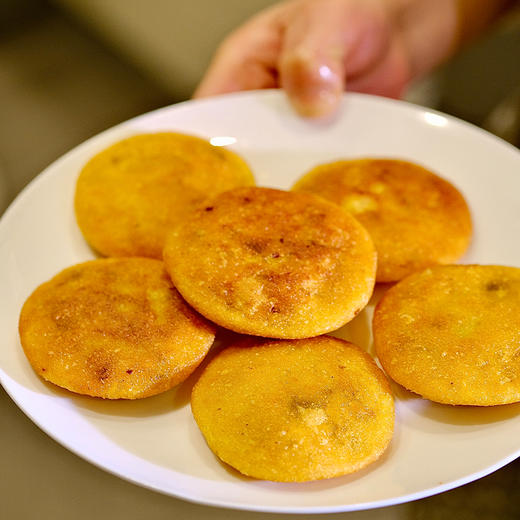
[194, 0, 458, 118]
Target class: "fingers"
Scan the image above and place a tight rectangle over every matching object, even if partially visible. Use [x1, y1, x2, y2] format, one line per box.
[194, 0, 413, 119]
[278, 0, 389, 118]
[346, 33, 412, 98]
[193, 8, 283, 98]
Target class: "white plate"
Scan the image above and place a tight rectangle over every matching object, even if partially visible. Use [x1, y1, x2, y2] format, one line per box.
[1, 90, 520, 514]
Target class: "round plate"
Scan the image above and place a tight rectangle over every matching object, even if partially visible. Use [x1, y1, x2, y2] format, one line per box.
[1, 90, 519, 514]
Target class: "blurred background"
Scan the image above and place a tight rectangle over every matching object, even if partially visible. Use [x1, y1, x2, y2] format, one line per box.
[1, 1, 519, 519]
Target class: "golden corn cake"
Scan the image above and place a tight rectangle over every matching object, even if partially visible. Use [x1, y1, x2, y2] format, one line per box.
[163, 186, 377, 339]
[292, 158, 472, 282]
[19, 257, 216, 399]
[75, 132, 254, 258]
[373, 265, 520, 406]
[191, 336, 394, 482]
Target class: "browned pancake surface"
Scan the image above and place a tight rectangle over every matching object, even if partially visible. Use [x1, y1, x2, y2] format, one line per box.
[19, 257, 216, 399]
[75, 132, 254, 258]
[163, 187, 377, 338]
[293, 159, 472, 282]
[374, 265, 520, 405]
[191, 336, 394, 482]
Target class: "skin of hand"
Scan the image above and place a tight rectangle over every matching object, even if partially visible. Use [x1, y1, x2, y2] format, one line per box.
[194, 0, 510, 118]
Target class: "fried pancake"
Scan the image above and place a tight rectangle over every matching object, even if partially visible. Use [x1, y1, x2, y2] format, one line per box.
[373, 265, 520, 406]
[75, 132, 254, 258]
[19, 258, 216, 399]
[191, 336, 394, 482]
[163, 186, 377, 339]
[292, 158, 472, 282]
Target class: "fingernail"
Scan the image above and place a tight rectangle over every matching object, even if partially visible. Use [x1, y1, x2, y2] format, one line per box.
[283, 60, 343, 118]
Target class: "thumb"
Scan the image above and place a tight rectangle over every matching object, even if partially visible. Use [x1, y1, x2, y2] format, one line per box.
[280, 49, 345, 119]
[278, 2, 350, 118]
[278, 0, 389, 118]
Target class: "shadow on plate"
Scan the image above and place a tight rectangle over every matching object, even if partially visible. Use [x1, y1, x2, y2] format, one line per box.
[406, 397, 520, 428]
[330, 282, 392, 356]
[392, 379, 520, 428]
